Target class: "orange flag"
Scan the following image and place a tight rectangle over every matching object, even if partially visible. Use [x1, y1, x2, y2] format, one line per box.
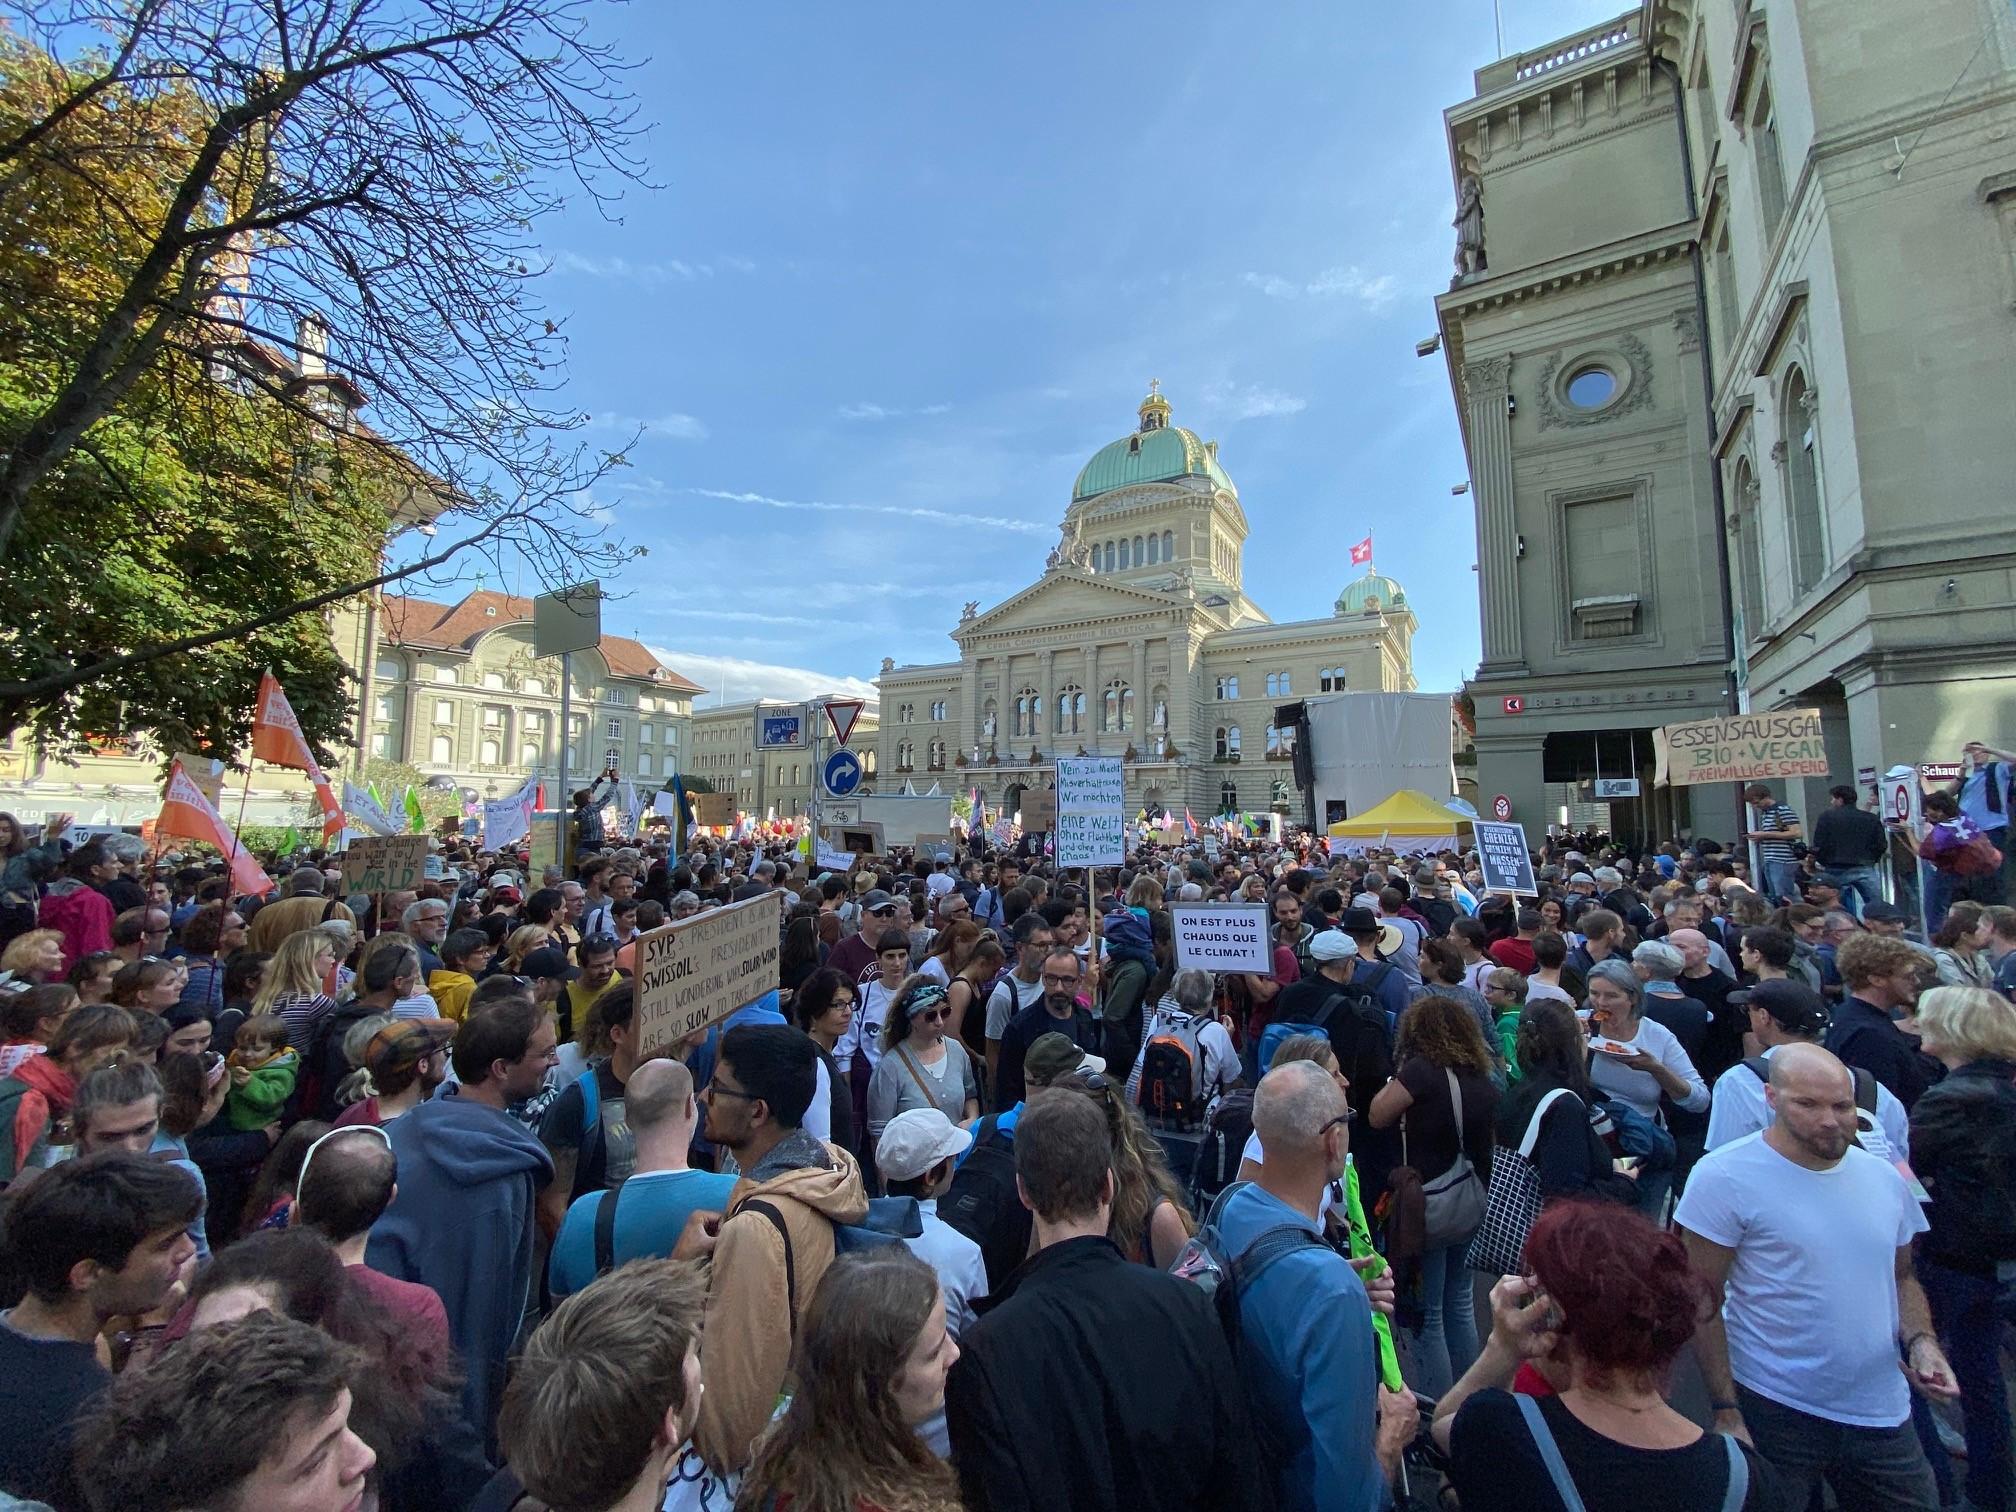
[252, 671, 345, 840]
[157, 761, 273, 897]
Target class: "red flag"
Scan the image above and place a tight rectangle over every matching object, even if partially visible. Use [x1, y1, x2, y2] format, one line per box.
[157, 761, 273, 897]
[1349, 535, 1373, 566]
[251, 671, 345, 840]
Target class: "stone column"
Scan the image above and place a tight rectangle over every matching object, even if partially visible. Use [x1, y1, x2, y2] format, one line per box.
[960, 657, 980, 759]
[1463, 355, 1524, 671]
[1036, 648, 1054, 757]
[1131, 639, 1148, 742]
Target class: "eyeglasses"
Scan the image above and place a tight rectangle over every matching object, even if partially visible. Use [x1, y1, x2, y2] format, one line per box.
[1067, 1070, 1110, 1092]
[1040, 973, 1081, 988]
[1320, 1109, 1356, 1135]
[705, 1082, 761, 1103]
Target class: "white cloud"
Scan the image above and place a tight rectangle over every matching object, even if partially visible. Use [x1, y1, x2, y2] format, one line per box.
[1240, 264, 1398, 311]
[548, 251, 757, 285]
[685, 487, 1051, 537]
[646, 647, 879, 707]
[650, 607, 845, 630]
[582, 411, 708, 441]
[1202, 382, 1309, 420]
[838, 401, 954, 422]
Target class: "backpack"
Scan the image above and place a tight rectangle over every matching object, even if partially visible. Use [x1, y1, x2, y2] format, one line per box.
[939, 1113, 1031, 1288]
[1744, 1055, 1879, 1144]
[1135, 1011, 1207, 1127]
[1189, 1088, 1256, 1212]
[735, 1195, 923, 1334]
[1949, 831, 2006, 879]
[1254, 985, 1378, 1076]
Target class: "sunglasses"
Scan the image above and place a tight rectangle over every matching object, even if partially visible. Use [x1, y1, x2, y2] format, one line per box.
[915, 1007, 950, 1024]
[1320, 1109, 1357, 1136]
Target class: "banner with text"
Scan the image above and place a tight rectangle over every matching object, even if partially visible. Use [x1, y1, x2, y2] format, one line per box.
[1054, 757, 1125, 868]
[1472, 819, 1539, 896]
[634, 891, 783, 1059]
[1653, 709, 1829, 786]
[1169, 903, 1273, 973]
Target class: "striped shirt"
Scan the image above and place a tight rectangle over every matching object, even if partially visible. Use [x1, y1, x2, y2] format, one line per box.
[1754, 803, 1801, 864]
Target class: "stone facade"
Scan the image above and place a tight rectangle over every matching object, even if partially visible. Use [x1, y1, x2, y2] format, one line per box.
[875, 389, 1418, 821]
[1434, 0, 2016, 840]
[690, 700, 881, 818]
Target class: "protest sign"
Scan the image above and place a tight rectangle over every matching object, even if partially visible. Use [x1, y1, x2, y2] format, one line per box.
[1170, 904, 1272, 972]
[1473, 819, 1538, 896]
[1019, 787, 1056, 831]
[694, 793, 734, 827]
[634, 891, 783, 1058]
[1054, 757, 1125, 867]
[340, 834, 427, 894]
[1653, 709, 1829, 786]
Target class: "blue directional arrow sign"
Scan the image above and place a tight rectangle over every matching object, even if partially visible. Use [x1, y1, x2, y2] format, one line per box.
[822, 748, 863, 798]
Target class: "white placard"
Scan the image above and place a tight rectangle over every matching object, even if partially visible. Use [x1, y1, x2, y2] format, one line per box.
[1473, 819, 1538, 896]
[1169, 903, 1272, 973]
[1053, 756, 1125, 867]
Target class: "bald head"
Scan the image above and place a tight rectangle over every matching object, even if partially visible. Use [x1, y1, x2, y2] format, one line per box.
[1668, 927, 1710, 971]
[1252, 1060, 1348, 1161]
[1765, 1041, 1857, 1165]
[1768, 1041, 1851, 1097]
[625, 1057, 696, 1133]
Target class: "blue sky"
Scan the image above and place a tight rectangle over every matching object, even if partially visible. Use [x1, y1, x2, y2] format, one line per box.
[455, 0, 1626, 705]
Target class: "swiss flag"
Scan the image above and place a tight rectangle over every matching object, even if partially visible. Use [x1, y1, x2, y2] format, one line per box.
[1349, 536, 1373, 566]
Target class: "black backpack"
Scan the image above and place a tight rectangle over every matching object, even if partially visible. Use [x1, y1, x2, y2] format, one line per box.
[1189, 1087, 1256, 1212]
[940, 1113, 1032, 1289]
[1744, 1055, 1878, 1143]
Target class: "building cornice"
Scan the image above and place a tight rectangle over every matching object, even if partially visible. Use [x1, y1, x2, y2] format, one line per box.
[1437, 220, 1697, 324]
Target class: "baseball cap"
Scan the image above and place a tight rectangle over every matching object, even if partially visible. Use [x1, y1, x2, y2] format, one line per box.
[861, 888, 896, 911]
[490, 883, 522, 904]
[1862, 901, 1911, 924]
[1025, 1032, 1104, 1087]
[519, 945, 579, 982]
[1310, 930, 1355, 962]
[364, 1019, 455, 1079]
[875, 1108, 973, 1183]
[1569, 871, 1597, 886]
[1727, 978, 1829, 1036]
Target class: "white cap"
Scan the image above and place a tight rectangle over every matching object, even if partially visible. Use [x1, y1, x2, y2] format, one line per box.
[875, 1108, 973, 1183]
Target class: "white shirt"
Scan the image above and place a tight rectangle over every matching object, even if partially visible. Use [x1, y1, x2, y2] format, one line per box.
[1524, 978, 1577, 1008]
[919, 956, 951, 986]
[1461, 959, 1495, 996]
[1125, 1001, 1241, 1110]
[805, 1057, 832, 1142]
[1380, 914, 1424, 984]
[1584, 1014, 1709, 1119]
[1675, 1133, 1927, 1426]
[1704, 1045, 1910, 1163]
[836, 979, 901, 1072]
[985, 972, 1044, 1041]
[903, 1198, 985, 1460]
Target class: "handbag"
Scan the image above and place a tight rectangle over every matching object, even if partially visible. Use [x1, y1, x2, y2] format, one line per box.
[1405, 1069, 1487, 1250]
[1465, 1086, 1575, 1275]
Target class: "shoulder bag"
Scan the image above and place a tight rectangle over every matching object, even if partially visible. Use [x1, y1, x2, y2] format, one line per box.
[1408, 1068, 1487, 1249]
[1464, 1086, 1575, 1276]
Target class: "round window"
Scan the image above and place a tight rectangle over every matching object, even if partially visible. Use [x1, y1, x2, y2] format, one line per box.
[1565, 366, 1618, 409]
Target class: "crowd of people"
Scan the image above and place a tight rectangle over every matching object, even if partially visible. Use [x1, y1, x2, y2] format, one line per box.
[0, 756, 2010, 1512]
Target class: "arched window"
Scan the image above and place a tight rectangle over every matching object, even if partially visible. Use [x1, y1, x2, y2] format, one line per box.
[637, 752, 653, 778]
[1319, 667, 1346, 692]
[1102, 679, 1133, 733]
[1014, 687, 1038, 738]
[864, 749, 877, 775]
[1056, 683, 1083, 735]
[1220, 779, 1239, 813]
[1782, 370, 1826, 596]
[1119, 538, 1131, 569]
[1162, 529, 1174, 560]
[1103, 542, 1116, 573]
[520, 740, 540, 768]
[1146, 533, 1160, 565]
[1732, 458, 1765, 633]
[479, 737, 500, 767]
[430, 734, 453, 765]
[1133, 535, 1145, 564]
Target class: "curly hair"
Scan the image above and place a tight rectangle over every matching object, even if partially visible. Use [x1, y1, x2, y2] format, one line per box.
[1394, 993, 1495, 1076]
[737, 1248, 961, 1512]
[1835, 931, 1927, 990]
[1522, 1200, 1709, 1385]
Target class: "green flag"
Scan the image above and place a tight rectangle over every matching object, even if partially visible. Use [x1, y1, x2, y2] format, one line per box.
[404, 786, 426, 834]
[278, 825, 303, 857]
[368, 780, 387, 810]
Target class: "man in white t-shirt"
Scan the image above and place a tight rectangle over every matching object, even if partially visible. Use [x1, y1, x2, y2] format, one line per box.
[1677, 1043, 1954, 1512]
[1703, 980, 1909, 1161]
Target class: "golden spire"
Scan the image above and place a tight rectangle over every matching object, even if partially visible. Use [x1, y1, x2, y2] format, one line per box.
[1138, 378, 1171, 432]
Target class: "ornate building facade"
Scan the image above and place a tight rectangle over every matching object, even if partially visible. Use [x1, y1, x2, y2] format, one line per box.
[691, 700, 880, 818]
[875, 387, 1418, 820]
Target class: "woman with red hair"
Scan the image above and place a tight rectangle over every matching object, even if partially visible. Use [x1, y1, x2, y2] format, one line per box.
[1431, 1201, 1782, 1510]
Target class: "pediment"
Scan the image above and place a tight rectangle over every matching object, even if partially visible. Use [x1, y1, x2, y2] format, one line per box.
[956, 570, 1189, 644]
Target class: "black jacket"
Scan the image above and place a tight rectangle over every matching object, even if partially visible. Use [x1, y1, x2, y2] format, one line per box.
[1811, 805, 1887, 869]
[1825, 998, 1943, 1111]
[945, 1235, 1270, 1512]
[1910, 1058, 2016, 1275]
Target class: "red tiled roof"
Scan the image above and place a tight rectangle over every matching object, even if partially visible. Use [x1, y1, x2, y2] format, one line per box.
[380, 591, 705, 693]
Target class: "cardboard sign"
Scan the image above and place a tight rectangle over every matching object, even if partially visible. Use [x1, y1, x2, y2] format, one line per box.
[694, 793, 734, 827]
[1653, 709, 1829, 786]
[634, 891, 783, 1058]
[1169, 903, 1273, 973]
[912, 832, 953, 862]
[833, 823, 884, 854]
[1054, 757, 1125, 867]
[1473, 819, 1538, 896]
[1019, 788, 1056, 831]
[340, 834, 427, 894]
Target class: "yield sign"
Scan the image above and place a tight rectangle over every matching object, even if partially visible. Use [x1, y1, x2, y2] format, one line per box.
[825, 700, 865, 746]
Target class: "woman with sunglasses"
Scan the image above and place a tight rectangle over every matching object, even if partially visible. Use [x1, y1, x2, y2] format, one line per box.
[867, 977, 980, 1144]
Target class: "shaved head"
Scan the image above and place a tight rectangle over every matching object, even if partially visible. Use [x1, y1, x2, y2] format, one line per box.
[1252, 1060, 1347, 1160]
[1765, 1042, 1857, 1165]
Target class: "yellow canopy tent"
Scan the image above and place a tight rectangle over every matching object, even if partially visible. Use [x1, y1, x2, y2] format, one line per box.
[1325, 789, 1473, 853]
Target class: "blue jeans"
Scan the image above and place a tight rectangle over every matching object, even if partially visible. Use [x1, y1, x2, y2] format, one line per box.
[1737, 1382, 1939, 1512]
[1407, 1241, 1480, 1401]
[1921, 1258, 2015, 1511]
[1823, 865, 1886, 918]
[1765, 858, 1804, 906]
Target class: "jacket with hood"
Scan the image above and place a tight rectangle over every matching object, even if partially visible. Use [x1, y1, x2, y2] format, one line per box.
[366, 1086, 553, 1444]
[430, 968, 478, 1022]
[694, 1129, 867, 1475]
[0, 1054, 75, 1181]
[37, 880, 112, 973]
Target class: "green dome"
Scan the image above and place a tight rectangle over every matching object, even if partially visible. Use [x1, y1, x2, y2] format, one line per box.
[1072, 387, 1235, 502]
[1334, 570, 1407, 615]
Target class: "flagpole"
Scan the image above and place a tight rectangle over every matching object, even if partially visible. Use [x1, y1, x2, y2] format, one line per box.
[233, 760, 257, 844]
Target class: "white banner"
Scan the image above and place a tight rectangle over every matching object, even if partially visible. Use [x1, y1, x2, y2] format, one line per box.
[1054, 756, 1125, 868]
[342, 781, 398, 838]
[482, 773, 537, 850]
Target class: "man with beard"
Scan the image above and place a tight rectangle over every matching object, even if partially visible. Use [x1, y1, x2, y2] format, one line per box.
[992, 949, 1102, 1110]
[1679, 1044, 1952, 1511]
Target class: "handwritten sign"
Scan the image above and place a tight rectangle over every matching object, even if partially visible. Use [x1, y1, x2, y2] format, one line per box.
[340, 835, 427, 894]
[1653, 709, 1829, 786]
[1019, 787, 1057, 831]
[1170, 904, 1272, 972]
[693, 793, 734, 828]
[1054, 757, 1125, 867]
[634, 891, 783, 1059]
[1472, 820, 1538, 896]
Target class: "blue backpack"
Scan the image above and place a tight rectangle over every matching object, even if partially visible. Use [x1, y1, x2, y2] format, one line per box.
[1591, 1098, 1677, 1172]
[1254, 985, 1379, 1077]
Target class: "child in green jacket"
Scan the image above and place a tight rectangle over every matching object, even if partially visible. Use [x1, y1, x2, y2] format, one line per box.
[225, 1014, 297, 1131]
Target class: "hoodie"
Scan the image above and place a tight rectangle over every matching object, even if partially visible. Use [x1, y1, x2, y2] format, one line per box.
[694, 1130, 867, 1474]
[36, 880, 112, 974]
[366, 1087, 553, 1444]
[429, 968, 478, 1022]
